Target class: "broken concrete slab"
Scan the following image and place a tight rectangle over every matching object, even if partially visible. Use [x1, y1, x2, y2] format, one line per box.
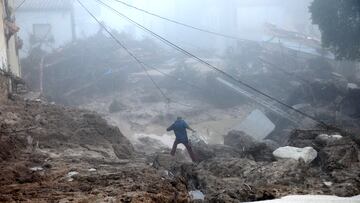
[273, 146, 317, 164]
[232, 109, 275, 140]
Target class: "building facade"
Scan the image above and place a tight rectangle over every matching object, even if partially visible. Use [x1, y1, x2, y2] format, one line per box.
[15, 0, 75, 56]
[0, 0, 21, 103]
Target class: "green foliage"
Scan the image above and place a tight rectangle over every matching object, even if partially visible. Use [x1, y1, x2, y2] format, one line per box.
[310, 0, 360, 60]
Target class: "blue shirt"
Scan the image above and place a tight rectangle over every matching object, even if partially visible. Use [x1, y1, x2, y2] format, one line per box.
[167, 119, 189, 143]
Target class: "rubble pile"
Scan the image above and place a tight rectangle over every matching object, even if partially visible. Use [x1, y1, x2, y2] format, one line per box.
[0, 98, 194, 202]
[0, 94, 360, 202]
[152, 129, 360, 202]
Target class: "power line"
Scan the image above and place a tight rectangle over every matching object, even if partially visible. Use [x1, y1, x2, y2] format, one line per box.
[94, 0, 330, 128]
[107, 0, 245, 41]
[77, 0, 203, 111]
[76, 0, 170, 103]
[14, 0, 26, 11]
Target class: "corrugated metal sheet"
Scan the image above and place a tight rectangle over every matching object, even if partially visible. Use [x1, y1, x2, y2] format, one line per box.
[15, 0, 73, 10]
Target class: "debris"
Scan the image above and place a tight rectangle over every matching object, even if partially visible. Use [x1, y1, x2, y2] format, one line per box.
[232, 109, 275, 140]
[273, 146, 317, 163]
[66, 171, 79, 182]
[188, 190, 205, 201]
[252, 195, 360, 203]
[224, 130, 275, 162]
[316, 134, 343, 144]
[29, 167, 43, 171]
[88, 168, 97, 172]
[67, 171, 79, 177]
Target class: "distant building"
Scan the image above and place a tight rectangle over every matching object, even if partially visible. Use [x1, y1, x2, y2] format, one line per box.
[0, 0, 22, 103]
[15, 0, 101, 57]
[15, 0, 76, 56]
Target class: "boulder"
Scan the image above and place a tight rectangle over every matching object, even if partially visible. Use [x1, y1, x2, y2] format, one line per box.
[224, 131, 275, 162]
[191, 140, 216, 162]
[273, 146, 317, 164]
[318, 137, 359, 171]
[224, 130, 257, 151]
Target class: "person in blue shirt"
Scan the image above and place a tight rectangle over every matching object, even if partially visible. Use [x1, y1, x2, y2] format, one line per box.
[167, 116, 197, 162]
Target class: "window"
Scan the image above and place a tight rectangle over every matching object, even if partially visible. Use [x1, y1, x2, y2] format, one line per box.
[32, 24, 53, 42]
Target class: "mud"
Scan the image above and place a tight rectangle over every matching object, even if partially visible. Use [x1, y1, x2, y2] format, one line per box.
[1, 97, 360, 202]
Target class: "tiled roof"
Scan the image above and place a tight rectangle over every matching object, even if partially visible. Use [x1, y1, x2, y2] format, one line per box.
[15, 0, 73, 11]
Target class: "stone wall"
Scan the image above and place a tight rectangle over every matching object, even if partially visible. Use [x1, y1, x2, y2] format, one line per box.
[0, 74, 8, 104]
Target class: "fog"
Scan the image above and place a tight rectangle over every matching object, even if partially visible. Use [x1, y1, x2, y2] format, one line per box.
[8, 0, 360, 201]
[74, 0, 317, 51]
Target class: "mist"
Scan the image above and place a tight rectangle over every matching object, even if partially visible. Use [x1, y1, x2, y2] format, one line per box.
[1, 0, 360, 202]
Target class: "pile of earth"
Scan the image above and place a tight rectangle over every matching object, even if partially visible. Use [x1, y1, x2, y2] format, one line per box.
[0, 98, 134, 160]
[1, 96, 360, 202]
[152, 130, 360, 202]
[0, 98, 191, 202]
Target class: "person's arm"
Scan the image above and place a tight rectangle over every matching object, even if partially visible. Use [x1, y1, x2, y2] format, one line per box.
[167, 124, 174, 131]
[184, 121, 196, 132]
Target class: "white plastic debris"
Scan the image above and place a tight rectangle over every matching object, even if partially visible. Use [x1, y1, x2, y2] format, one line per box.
[273, 146, 317, 164]
[66, 171, 79, 182]
[323, 181, 333, 187]
[30, 167, 43, 171]
[88, 168, 97, 172]
[248, 194, 360, 203]
[189, 190, 205, 200]
[67, 171, 79, 177]
[232, 109, 275, 140]
[317, 134, 343, 142]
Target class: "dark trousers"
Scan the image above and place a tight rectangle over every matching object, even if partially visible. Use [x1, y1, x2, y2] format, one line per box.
[170, 139, 197, 162]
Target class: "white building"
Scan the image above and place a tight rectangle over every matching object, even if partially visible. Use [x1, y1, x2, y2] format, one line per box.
[15, 0, 100, 57]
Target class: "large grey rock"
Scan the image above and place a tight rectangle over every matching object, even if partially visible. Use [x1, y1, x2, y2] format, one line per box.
[224, 130, 275, 162]
[224, 130, 257, 151]
[318, 137, 359, 171]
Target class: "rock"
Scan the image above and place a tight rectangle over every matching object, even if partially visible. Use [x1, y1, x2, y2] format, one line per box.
[191, 140, 216, 162]
[134, 136, 168, 155]
[224, 130, 256, 151]
[315, 134, 342, 145]
[152, 153, 189, 171]
[247, 142, 276, 162]
[29, 167, 43, 171]
[66, 171, 79, 182]
[262, 139, 280, 151]
[224, 131, 275, 162]
[318, 137, 359, 171]
[189, 190, 205, 201]
[108, 99, 125, 113]
[347, 83, 359, 89]
[88, 168, 97, 172]
[273, 146, 317, 164]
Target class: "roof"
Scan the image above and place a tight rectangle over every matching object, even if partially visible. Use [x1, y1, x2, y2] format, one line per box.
[15, 0, 73, 11]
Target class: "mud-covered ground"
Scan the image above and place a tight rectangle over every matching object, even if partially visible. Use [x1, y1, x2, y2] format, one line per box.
[1, 97, 360, 202]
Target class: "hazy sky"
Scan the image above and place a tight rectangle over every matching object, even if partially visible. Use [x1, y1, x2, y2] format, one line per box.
[75, 0, 316, 50]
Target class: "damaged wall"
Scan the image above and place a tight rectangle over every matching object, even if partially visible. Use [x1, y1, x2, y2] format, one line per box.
[0, 0, 8, 70]
[0, 74, 8, 103]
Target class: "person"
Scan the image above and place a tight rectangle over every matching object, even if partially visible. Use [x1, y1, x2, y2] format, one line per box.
[167, 116, 197, 162]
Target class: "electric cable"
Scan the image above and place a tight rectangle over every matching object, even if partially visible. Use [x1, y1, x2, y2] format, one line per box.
[95, 0, 330, 128]
[77, 0, 170, 102]
[77, 0, 205, 111]
[107, 0, 245, 41]
[14, 0, 26, 11]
